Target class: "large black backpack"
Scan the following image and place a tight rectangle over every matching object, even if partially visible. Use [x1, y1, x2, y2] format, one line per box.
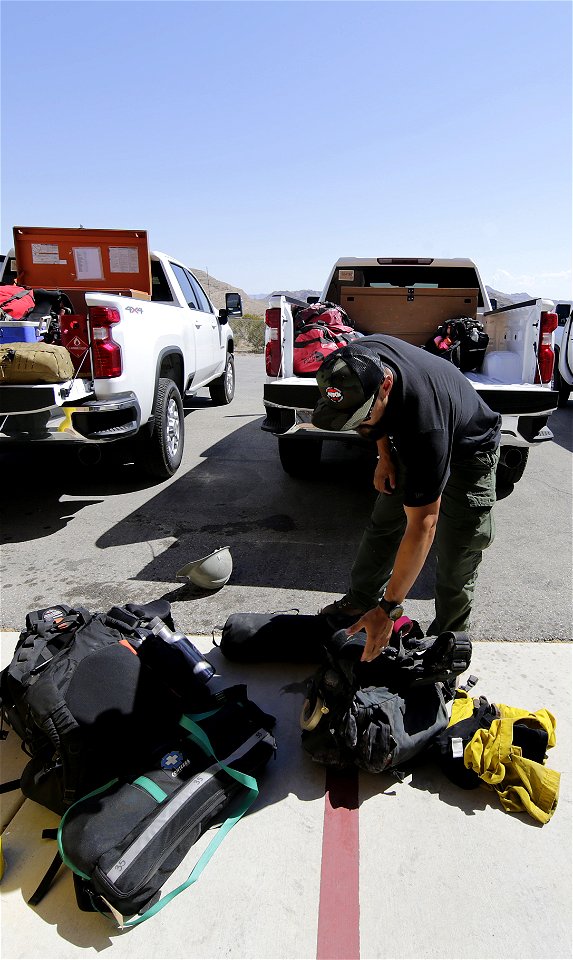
[296, 620, 472, 774]
[0, 600, 191, 814]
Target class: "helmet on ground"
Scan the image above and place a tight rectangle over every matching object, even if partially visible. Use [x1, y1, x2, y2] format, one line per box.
[176, 546, 232, 590]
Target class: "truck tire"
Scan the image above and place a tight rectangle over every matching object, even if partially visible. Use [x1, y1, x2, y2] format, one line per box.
[141, 378, 184, 479]
[209, 353, 235, 405]
[495, 446, 529, 499]
[278, 436, 323, 477]
[553, 348, 571, 408]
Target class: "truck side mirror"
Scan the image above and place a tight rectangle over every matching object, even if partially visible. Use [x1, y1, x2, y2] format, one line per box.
[225, 292, 242, 317]
[307, 296, 320, 304]
[489, 298, 498, 311]
[556, 303, 571, 326]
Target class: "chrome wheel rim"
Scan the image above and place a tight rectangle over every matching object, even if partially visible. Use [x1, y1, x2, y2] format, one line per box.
[225, 359, 234, 397]
[165, 397, 180, 459]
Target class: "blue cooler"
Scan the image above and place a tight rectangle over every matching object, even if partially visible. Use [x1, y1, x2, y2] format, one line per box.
[0, 321, 40, 343]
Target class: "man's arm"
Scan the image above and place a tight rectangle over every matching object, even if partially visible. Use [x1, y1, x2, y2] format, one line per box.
[349, 498, 441, 662]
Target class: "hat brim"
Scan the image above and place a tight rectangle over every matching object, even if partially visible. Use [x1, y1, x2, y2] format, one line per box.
[312, 392, 377, 432]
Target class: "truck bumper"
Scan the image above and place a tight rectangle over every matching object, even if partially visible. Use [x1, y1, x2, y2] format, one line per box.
[263, 381, 559, 447]
[0, 390, 141, 443]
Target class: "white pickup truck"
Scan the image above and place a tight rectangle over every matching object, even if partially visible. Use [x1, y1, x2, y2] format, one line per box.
[262, 257, 560, 496]
[0, 229, 242, 479]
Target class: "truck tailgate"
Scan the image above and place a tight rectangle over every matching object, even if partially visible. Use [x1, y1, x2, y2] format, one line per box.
[264, 375, 558, 415]
[0, 378, 93, 415]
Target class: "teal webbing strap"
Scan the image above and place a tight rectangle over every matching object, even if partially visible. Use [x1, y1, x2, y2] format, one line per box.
[119, 714, 259, 928]
[133, 776, 168, 803]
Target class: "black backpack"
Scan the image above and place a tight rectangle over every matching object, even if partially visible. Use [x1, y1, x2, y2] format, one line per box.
[0, 600, 192, 815]
[424, 316, 489, 372]
[300, 622, 472, 774]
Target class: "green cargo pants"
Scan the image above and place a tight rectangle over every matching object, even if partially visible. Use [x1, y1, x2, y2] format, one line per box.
[347, 447, 500, 634]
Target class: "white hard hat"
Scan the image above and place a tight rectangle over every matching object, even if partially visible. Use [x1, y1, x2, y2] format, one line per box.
[176, 546, 232, 590]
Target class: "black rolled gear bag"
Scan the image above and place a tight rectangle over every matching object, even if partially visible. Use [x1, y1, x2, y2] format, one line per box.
[219, 611, 333, 663]
[58, 685, 276, 926]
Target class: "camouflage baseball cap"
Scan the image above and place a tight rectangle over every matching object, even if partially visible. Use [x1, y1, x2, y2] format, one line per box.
[312, 351, 385, 432]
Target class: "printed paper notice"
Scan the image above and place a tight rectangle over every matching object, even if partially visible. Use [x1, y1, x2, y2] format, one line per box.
[73, 246, 104, 280]
[109, 246, 139, 274]
[338, 269, 355, 281]
[32, 243, 64, 265]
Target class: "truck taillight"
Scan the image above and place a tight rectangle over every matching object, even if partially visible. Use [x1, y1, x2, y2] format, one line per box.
[265, 307, 282, 376]
[535, 311, 558, 384]
[88, 306, 122, 378]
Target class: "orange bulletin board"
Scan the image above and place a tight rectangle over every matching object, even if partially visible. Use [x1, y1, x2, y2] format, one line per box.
[13, 226, 152, 296]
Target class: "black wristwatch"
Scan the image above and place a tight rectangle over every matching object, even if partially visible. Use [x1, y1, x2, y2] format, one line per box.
[378, 595, 404, 621]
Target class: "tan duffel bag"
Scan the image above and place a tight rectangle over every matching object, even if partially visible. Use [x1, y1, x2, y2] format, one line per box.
[0, 342, 76, 384]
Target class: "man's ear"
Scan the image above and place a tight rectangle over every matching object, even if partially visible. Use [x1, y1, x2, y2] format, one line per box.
[380, 372, 393, 399]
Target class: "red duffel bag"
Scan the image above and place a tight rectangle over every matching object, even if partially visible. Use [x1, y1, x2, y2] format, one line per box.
[293, 321, 362, 375]
[0, 285, 35, 320]
[293, 300, 355, 333]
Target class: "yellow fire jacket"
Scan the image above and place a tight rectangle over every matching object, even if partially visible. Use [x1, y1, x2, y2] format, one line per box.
[450, 693, 560, 824]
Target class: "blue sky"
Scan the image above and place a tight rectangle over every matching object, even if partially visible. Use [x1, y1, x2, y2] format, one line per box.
[1, 0, 571, 298]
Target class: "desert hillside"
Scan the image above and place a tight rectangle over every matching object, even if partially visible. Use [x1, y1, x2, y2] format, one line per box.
[192, 270, 267, 317]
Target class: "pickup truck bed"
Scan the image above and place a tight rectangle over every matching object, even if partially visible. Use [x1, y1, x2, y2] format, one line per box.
[262, 257, 560, 494]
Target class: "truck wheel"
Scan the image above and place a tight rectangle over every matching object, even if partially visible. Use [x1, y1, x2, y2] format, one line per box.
[209, 354, 235, 405]
[141, 378, 184, 479]
[553, 349, 571, 408]
[495, 447, 529, 498]
[278, 436, 323, 477]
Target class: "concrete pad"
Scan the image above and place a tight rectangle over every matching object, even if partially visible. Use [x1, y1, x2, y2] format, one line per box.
[1, 633, 571, 959]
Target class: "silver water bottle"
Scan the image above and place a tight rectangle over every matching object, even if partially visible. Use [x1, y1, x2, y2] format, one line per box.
[148, 617, 215, 685]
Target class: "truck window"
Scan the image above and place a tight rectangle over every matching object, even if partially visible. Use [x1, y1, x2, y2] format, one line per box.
[151, 260, 175, 303]
[170, 263, 200, 310]
[187, 272, 214, 314]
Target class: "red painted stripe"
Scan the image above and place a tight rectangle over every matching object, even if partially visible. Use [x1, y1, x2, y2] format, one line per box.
[316, 768, 360, 960]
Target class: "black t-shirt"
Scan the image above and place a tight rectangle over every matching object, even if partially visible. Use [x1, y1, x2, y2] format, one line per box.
[354, 335, 501, 506]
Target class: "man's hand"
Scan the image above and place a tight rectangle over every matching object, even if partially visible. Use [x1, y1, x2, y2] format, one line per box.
[373, 436, 396, 494]
[348, 606, 393, 662]
[373, 454, 396, 494]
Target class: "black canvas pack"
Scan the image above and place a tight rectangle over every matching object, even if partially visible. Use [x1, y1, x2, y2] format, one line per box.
[424, 316, 489, 372]
[0, 600, 194, 816]
[299, 622, 472, 774]
[58, 684, 276, 927]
